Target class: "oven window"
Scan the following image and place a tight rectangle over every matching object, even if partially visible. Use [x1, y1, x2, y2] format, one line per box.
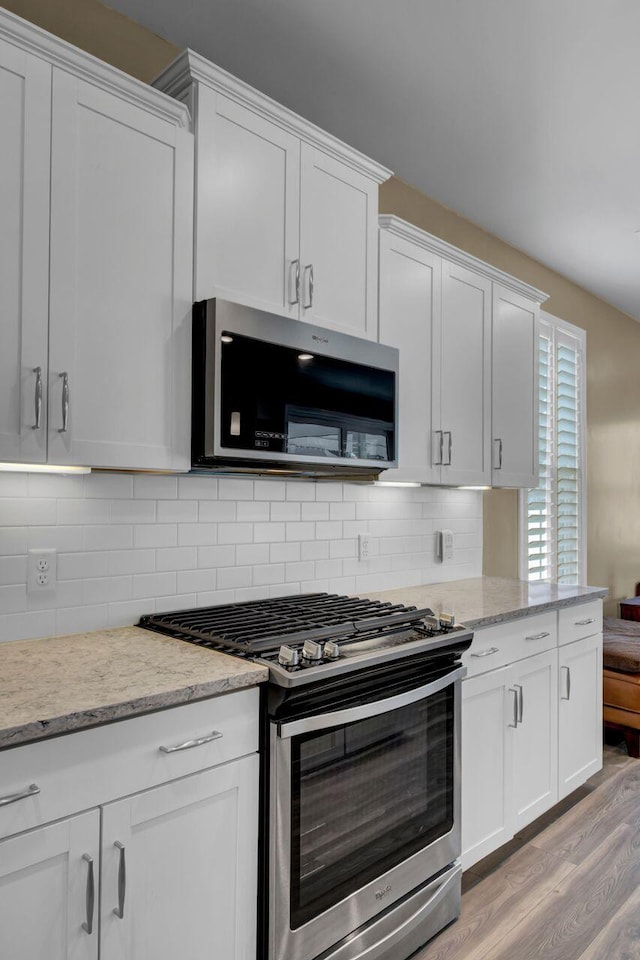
[289, 688, 454, 929]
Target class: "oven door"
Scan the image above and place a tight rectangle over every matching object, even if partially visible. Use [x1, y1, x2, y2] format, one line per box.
[269, 665, 463, 960]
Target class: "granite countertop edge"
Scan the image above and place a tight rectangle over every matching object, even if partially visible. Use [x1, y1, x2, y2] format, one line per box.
[0, 667, 268, 752]
[463, 588, 609, 629]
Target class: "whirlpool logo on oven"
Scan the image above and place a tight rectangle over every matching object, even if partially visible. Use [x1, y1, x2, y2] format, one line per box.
[375, 884, 392, 901]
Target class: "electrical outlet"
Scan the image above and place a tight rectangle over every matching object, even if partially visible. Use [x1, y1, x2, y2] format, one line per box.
[437, 530, 454, 563]
[28, 549, 57, 597]
[358, 533, 372, 561]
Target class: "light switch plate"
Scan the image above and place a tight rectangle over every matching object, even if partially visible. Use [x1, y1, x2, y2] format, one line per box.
[438, 530, 454, 563]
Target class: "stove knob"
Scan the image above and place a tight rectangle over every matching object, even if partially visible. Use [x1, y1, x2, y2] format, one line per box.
[439, 612, 456, 629]
[278, 645, 300, 669]
[424, 615, 441, 632]
[324, 641, 340, 661]
[302, 639, 324, 663]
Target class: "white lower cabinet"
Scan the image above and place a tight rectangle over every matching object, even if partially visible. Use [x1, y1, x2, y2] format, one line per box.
[558, 633, 603, 799]
[0, 690, 260, 960]
[0, 810, 99, 960]
[462, 602, 602, 870]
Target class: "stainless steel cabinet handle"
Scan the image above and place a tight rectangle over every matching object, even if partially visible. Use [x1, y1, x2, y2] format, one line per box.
[81, 854, 95, 934]
[444, 431, 452, 466]
[493, 437, 503, 469]
[525, 631, 550, 641]
[59, 372, 69, 433]
[113, 841, 126, 919]
[303, 264, 314, 308]
[159, 730, 223, 754]
[0, 783, 40, 807]
[32, 366, 42, 430]
[433, 430, 443, 465]
[508, 688, 519, 727]
[575, 618, 596, 626]
[289, 259, 300, 305]
[470, 646, 499, 658]
[515, 683, 524, 723]
[561, 665, 571, 701]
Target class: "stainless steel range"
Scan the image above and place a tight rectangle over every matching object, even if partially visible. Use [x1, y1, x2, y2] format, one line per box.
[140, 593, 472, 960]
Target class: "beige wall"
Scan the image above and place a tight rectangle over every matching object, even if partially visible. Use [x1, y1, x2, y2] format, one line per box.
[6, 0, 640, 614]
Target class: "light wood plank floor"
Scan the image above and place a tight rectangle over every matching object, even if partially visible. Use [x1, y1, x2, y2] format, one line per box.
[416, 742, 640, 960]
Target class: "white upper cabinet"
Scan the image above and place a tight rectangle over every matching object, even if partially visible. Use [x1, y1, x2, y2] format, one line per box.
[378, 216, 547, 487]
[492, 285, 539, 487]
[0, 9, 193, 471]
[439, 260, 492, 486]
[378, 229, 441, 483]
[0, 39, 50, 464]
[154, 52, 390, 340]
[47, 70, 193, 470]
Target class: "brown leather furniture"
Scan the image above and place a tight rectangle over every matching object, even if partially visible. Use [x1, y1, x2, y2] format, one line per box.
[603, 617, 640, 758]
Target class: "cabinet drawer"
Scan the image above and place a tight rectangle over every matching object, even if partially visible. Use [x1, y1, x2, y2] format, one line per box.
[0, 687, 259, 841]
[558, 600, 603, 646]
[463, 612, 557, 679]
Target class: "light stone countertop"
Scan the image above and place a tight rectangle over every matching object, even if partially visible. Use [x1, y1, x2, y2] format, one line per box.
[0, 626, 268, 750]
[365, 576, 608, 630]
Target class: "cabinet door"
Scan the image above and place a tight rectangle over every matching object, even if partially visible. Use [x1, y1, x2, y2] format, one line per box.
[47, 69, 193, 470]
[0, 809, 99, 960]
[461, 666, 514, 869]
[512, 649, 558, 831]
[196, 89, 301, 315]
[439, 261, 492, 485]
[558, 633, 603, 799]
[101, 754, 259, 960]
[299, 143, 378, 339]
[378, 231, 441, 482]
[0, 39, 50, 463]
[492, 285, 539, 487]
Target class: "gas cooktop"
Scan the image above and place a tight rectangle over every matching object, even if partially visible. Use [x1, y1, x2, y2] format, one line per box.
[139, 593, 472, 688]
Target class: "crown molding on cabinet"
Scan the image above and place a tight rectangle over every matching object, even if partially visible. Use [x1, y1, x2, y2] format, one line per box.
[0, 7, 191, 130]
[154, 49, 392, 185]
[379, 215, 549, 304]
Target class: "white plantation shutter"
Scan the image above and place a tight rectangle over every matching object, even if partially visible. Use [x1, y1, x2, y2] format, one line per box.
[521, 315, 585, 584]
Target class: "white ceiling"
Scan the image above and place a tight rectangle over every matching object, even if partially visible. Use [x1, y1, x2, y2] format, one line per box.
[106, 0, 640, 319]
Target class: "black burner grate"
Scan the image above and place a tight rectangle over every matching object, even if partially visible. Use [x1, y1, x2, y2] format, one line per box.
[140, 593, 434, 654]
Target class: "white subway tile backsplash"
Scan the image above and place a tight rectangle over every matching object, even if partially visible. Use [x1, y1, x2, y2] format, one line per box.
[134, 524, 178, 548]
[0, 472, 481, 642]
[133, 572, 177, 599]
[177, 568, 217, 594]
[157, 547, 197, 572]
[157, 500, 198, 524]
[0, 556, 27, 585]
[0, 499, 56, 526]
[134, 475, 177, 499]
[198, 500, 236, 522]
[178, 476, 218, 500]
[197, 545, 236, 568]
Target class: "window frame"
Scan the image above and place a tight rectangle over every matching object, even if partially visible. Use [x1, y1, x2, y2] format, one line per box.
[518, 312, 587, 584]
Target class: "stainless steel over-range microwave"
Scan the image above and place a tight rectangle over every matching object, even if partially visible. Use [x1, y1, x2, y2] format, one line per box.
[191, 299, 399, 479]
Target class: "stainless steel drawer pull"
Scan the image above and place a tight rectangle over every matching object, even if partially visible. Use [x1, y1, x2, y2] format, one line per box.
[575, 618, 596, 626]
[0, 783, 40, 807]
[525, 631, 550, 641]
[289, 259, 300, 305]
[561, 665, 571, 701]
[444, 431, 452, 466]
[81, 854, 95, 934]
[113, 842, 126, 919]
[434, 430, 444, 465]
[493, 437, 503, 470]
[470, 646, 499, 658]
[32, 366, 42, 430]
[159, 730, 223, 754]
[59, 372, 69, 433]
[508, 688, 519, 727]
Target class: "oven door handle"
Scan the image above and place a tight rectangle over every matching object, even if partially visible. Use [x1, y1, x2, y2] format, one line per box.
[277, 665, 466, 739]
